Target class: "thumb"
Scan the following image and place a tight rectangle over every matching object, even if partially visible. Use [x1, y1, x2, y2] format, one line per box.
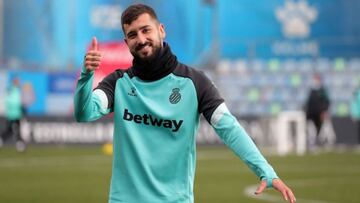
[90, 37, 98, 51]
[254, 180, 267, 195]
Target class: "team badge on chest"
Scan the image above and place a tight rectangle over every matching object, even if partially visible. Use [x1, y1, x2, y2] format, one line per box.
[169, 88, 181, 104]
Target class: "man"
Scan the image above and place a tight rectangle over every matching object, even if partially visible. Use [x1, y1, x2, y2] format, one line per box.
[351, 86, 360, 144]
[74, 4, 296, 203]
[0, 77, 26, 152]
[305, 73, 330, 140]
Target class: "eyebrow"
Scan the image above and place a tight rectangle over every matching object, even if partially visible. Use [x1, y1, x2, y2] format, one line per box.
[126, 25, 151, 37]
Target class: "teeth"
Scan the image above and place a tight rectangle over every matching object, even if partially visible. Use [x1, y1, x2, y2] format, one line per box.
[137, 44, 151, 52]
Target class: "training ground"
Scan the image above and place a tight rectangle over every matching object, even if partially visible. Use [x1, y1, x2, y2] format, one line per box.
[0, 145, 359, 203]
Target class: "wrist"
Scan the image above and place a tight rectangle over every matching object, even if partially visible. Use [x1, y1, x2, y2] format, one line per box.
[81, 66, 94, 74]
[80, 66, 95, 78]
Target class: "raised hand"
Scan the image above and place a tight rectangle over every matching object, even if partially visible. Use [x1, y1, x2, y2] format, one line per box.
[83, 37, 102, 73]
[255, 179, 296, 203]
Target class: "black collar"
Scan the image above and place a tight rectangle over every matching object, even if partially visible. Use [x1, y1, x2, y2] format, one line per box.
[131, 43, 178, 82]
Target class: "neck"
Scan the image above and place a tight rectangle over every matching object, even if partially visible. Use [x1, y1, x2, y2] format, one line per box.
[131, 43, 178, 81]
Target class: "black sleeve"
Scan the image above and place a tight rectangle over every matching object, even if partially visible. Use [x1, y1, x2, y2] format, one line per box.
[322, 88, 330, 111]
[173, 65, 224, 123]
[94, 70, 124, 110]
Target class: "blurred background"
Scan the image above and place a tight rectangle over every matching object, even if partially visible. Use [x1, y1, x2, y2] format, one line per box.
[0, 0, 360, 202]
[1, 0, 360, 147]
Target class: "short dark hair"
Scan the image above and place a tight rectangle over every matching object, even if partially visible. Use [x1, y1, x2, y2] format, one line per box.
[121, 4, 158, 32]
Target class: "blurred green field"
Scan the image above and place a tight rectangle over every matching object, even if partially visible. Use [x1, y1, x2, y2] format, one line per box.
[0, 145, 359, 203]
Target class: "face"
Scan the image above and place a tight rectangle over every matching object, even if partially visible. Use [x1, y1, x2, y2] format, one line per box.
[12, 78, 19, 86]
[312, 75, 321, 85]
[123, 13, 166, 62]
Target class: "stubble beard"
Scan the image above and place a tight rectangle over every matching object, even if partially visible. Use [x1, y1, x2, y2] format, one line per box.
[132, 40, 162, 63]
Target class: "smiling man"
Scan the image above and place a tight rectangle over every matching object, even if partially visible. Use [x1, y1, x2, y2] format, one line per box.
[123, 12, 164, 61]
[74, 4, 296, 203]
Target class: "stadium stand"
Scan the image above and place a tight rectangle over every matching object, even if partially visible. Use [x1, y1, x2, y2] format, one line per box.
[211, 58, 360, 117]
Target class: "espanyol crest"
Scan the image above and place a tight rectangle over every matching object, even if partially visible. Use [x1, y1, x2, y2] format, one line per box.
[169, 88, 181, 104]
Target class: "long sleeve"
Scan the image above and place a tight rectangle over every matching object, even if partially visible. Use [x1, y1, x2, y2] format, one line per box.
[74, 70, 110, 122]
[190, 69, 278, 187]
[171, 65, 279, 187]
[210, 103, 278, 187]
[5, 86, 23, 120]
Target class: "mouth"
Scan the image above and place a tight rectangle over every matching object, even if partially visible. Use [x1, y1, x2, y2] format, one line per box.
[136, 43, 152, 52]
[140, 45, 151, 52]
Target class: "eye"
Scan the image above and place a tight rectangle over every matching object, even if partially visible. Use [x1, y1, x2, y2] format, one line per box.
[127, 32, 136, 39]
[142, 28, 150, 33]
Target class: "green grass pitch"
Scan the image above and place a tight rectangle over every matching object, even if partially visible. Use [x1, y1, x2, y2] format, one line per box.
[0, 145, 359, 203]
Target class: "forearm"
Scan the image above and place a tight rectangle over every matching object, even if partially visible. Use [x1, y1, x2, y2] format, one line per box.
[211, 104, 278, 187]
[74, 71, 109, 122]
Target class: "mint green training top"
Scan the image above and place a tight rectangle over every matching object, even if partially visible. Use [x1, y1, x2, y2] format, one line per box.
[5, 85, 22, 120]
[74, 44, 278, 203]
[351, 88, 360, 120]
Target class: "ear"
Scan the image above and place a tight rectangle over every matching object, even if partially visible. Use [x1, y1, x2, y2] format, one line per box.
[159, 23, 166, 39]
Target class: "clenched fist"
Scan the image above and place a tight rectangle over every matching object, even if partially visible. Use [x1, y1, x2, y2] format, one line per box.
[83, 37, 102, 73]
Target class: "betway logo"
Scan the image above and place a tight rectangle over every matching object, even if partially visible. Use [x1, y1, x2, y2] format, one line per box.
[123, 109, 183, 132]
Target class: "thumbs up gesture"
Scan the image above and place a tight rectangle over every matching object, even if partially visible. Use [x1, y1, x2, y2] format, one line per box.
[83, 37, 102, 73]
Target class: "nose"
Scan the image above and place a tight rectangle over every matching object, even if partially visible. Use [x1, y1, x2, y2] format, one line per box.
[137, 33, 147, 44]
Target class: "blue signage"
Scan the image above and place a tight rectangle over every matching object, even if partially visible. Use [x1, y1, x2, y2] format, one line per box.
[48, 73, 78, 94]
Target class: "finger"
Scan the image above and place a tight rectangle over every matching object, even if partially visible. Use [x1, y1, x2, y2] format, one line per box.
[254, 181, 267, 195]
[84, 64, 100, 72]
[85, 55, 102, 62]
[91, 37, 98, 51]
[281, 190, 288, 202]
[286, 189, 296, 203]
[86, 51, 101, 56]
[84, 65, 99, 73]
[85, 62, 100, 67]
[90, 62, 100, 67]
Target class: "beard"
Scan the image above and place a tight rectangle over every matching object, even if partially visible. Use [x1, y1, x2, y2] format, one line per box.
[131, 41, 162, 63]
